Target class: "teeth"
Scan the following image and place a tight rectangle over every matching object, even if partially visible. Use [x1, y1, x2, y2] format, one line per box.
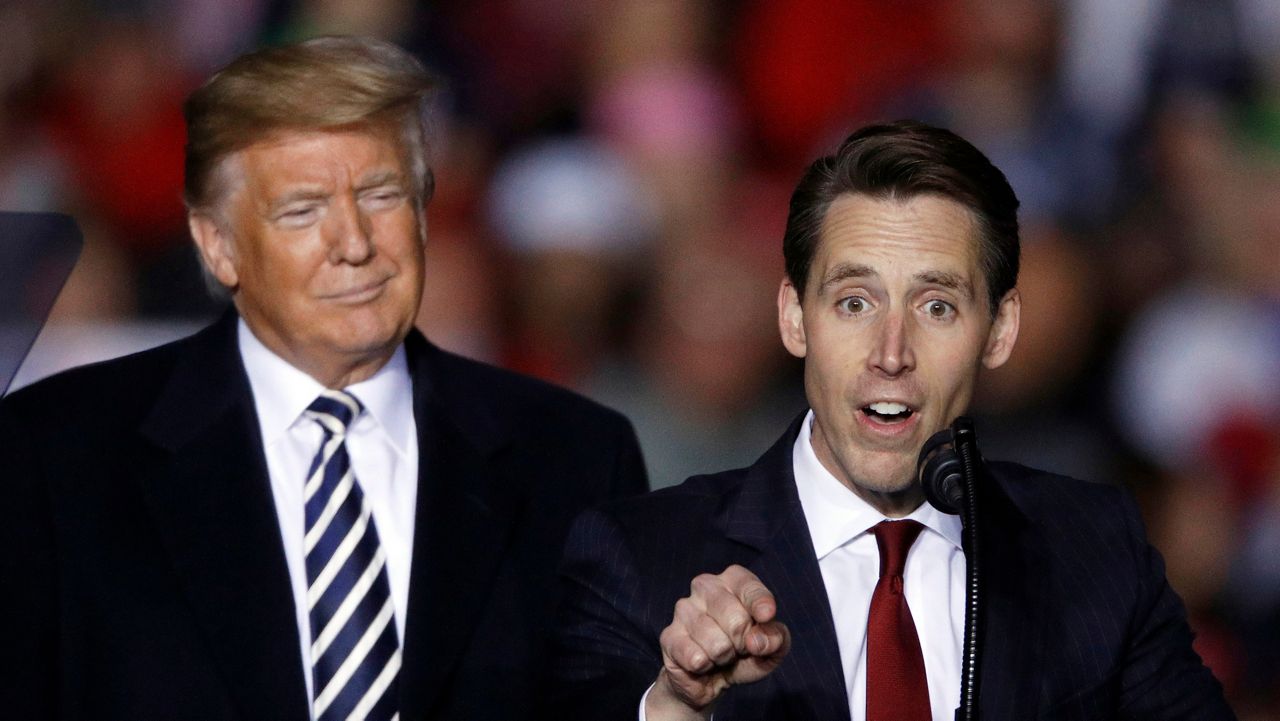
[868, 402, 909, 415]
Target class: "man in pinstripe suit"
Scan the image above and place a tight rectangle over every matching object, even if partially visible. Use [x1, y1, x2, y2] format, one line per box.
[549, 121, 1233, 720]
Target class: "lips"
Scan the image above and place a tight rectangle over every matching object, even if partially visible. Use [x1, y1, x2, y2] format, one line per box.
[861, 400, 915, 424]
[854, 398, 922, 441]
[320, 275, 392, 304]
[865, 401, 911, 419]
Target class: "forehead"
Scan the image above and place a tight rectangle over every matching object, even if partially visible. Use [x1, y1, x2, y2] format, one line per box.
[247, 125, 404, 174]
[812, 193, 982, 286]
[223, 125, 408, 204]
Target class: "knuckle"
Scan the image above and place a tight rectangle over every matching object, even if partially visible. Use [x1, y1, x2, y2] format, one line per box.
[725, 611, 751, 638]
[707, 635, 734, 661]
[721, 565, 746, 585]
[745, 584, 773, 611]
[693, 616, 730, 651]
[676, 641, 708, 670]
[673, 597, 697, 623]
[690, 573, 717, 595]
[660, 624, 686, 651]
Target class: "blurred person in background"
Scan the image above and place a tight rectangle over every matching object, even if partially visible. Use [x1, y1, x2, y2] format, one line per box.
[585, 184, 803, 489]
[0, 35, 646, 720]
[486, 137, 657, 387]
[38, 12, 212, 317]
[1111, 92, 1280, 717]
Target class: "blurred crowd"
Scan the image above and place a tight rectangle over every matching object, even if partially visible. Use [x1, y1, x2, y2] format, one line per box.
[2, 0, 1279, 714]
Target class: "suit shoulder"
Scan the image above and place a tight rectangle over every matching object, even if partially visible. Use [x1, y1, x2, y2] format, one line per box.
[986, 459, 1144, 552]
[987, 460, 1128, 512]
[594, 465, 750, 530]
[2, 334, 191, 424]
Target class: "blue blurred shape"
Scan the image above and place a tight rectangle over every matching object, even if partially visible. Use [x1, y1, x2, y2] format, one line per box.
[0, 212, 82, 395]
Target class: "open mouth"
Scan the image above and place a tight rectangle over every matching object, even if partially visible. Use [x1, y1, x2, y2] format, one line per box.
[861, 401, 915, 424]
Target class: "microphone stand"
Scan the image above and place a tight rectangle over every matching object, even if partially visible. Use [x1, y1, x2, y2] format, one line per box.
[918, 417, 984, 721]
[952, 418, 983, 721]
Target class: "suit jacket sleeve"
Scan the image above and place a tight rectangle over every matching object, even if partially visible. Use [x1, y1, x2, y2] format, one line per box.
[0, 401, 58, 718]
[545, 506, 665, 721]
[1114, 490, 1235, 720]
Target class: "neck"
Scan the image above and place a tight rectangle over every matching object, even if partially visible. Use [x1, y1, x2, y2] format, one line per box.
[847, 484, 925, 518]
[808, 417, 926, 518]
[306, 356, 393, 390]
[241, 324, 397, 390]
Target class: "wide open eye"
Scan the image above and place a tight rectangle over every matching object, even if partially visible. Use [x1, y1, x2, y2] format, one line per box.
[838, 296, 868, 314]
[924, 299, 955, 319]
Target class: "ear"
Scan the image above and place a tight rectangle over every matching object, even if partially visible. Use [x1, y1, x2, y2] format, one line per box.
[778, 278, 807, 358]
[981, 287, 1021, 369]
[188, 212, 240, 290]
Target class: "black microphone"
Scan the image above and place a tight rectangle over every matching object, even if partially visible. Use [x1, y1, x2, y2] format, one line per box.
[918, 424, 965, 515]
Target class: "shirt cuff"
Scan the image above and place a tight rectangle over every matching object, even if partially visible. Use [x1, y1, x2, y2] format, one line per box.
[639, 682, 653, 721]
[639, 682, 714, 721]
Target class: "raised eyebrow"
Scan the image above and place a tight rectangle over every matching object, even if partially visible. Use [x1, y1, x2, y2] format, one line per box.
[818, 263, 876, 293]
[915, 270, 973, 300]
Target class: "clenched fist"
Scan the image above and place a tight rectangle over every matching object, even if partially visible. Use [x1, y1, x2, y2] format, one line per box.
[645, 565, 791, 720]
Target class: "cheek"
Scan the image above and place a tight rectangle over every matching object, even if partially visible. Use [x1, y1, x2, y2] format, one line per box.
[804, 343, 859, 409]
[250, 230, 324, 277]
[808, 329, 866, 379]
[928, 359, 979, 411]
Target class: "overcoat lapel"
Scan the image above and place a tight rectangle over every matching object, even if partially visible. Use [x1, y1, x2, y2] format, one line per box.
[136, 312, 310, 721]
[720, 417, 852, 721]
[397, 332, 526, 720]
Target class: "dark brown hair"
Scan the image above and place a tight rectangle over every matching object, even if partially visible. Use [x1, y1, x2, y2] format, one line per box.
[782, 120, 1020, 314]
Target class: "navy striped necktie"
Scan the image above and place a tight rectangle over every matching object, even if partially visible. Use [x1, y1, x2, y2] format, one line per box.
[303, 390, 401, 721]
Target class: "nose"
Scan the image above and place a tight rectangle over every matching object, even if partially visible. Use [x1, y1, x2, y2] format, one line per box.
[326, 195, 375, 265]
[867, 308, 915, 377]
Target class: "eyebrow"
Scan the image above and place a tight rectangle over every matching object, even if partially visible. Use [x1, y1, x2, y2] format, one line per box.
[818, 263, 876, 293]
[355, 171, 405, 191]
[915, 270, 974, 300]
[817, 263, 974, 300]
[265, 189, 329, 216]
[264, 171, 406, 215]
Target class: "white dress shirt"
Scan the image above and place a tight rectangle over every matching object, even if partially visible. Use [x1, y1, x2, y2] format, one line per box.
[639, 411, 964, 721]
[793, 410, 965, 721]
[238, 321, 419, 716]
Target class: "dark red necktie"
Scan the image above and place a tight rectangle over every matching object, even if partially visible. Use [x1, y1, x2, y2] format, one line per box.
[867, 519, 931, 721]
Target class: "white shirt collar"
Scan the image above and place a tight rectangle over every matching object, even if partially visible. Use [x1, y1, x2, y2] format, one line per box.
[237, 319, 415, 458]
[792, 410, 963, 560]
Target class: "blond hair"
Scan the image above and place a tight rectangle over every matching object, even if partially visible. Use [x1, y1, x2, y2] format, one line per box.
[183, 35, 438, 216]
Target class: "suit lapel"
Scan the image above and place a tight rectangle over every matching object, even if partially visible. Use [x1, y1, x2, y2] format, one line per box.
[976, 468, 1046, 719]
[137, 312, 310, 721]
[720, 417, 852, 721]
[397, 333, 526, 720]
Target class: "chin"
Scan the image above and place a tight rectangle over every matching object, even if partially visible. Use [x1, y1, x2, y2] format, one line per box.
[320, 319, 404, 359]
[847, 448, 918, 495]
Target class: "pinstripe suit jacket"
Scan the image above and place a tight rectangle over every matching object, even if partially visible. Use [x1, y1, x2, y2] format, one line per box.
[550, 415, 1234, 720]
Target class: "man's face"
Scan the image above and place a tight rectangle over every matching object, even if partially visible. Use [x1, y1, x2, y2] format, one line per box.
[778, 193, 1019, 512]
[191, 125, 426, 386]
